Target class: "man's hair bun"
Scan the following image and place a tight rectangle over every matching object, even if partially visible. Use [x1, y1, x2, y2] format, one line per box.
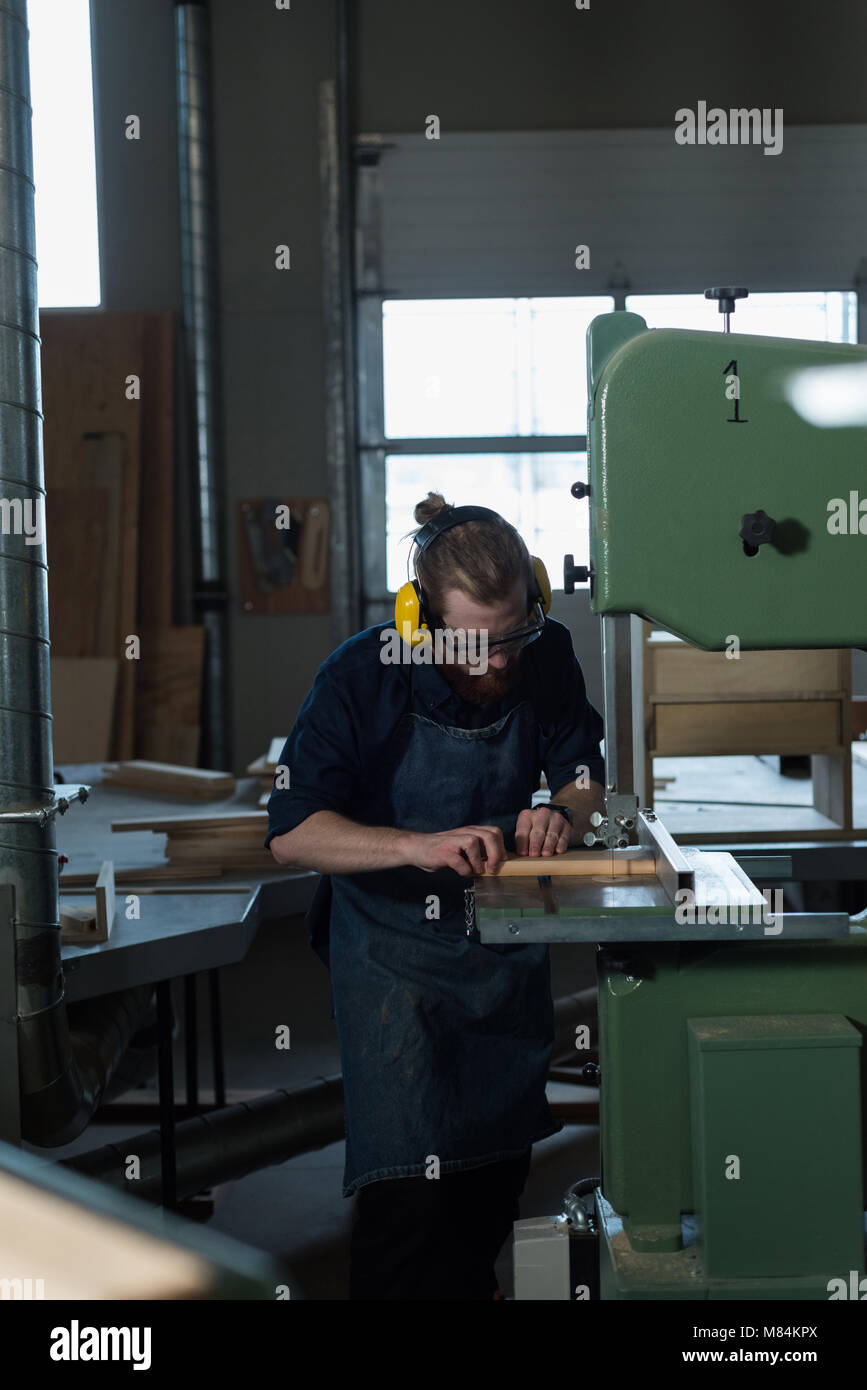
[405, 492, 535, 614]
[413, 491, 452, 526]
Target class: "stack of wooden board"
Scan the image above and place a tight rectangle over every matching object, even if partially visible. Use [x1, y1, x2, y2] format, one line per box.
[246, 737, 287, 791]
[111, 811, 272, 872]
[102, 761, 235, 799]
[247, 736, 287, 806]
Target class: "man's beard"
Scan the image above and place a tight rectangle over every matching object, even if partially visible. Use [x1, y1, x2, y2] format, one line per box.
[439, 655, 523, 703]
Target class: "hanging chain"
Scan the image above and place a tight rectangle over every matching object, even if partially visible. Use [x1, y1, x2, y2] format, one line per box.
[464, 886, 477, 937]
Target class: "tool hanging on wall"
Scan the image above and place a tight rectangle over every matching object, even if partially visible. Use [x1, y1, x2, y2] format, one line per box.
[238, 497, 330, 613]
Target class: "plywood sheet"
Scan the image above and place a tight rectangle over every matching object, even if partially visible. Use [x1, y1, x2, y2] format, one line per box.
[139, 312, 175, 630]
[134, 626, 204, 766]
[40, 311, 177, 761]
[51, 657, 119, 763]
[46, 486, 112, 658]
[79, 431, 126, 657]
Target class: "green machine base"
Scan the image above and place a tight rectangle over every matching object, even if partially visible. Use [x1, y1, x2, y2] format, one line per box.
[597, 937, 867, 1298]
[598, 1191, 855, 1301]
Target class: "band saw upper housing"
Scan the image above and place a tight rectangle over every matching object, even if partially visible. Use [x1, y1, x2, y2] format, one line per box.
[586, 312, 867, 650]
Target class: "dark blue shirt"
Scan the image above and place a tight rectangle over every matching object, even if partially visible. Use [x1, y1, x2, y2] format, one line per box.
[265, 617, 604, 847]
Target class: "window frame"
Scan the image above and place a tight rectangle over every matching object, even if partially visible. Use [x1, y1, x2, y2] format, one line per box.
[357, 292, 619, 628]
[356, 161, 861, 630]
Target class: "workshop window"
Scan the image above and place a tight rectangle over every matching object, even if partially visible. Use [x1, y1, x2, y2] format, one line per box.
[383, 297, 613, 437]
[625, 291, 858, 342]
[378, 296, 611, 598]
[29, 0, 101, 307]
[385, 451, 587, 595]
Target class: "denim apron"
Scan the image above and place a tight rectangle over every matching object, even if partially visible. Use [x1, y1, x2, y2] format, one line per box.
[326, 695, 563, 1197]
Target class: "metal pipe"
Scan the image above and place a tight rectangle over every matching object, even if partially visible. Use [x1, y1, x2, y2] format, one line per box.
[0, 0, 152, 1148]
[62, 1077, 345, 1202]
[174, 0, 230, 769]
[320, 0, 362, 644]
[601, 613, 634, 797]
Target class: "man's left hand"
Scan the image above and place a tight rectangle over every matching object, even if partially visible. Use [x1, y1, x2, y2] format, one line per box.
[514, 806, 571, 858]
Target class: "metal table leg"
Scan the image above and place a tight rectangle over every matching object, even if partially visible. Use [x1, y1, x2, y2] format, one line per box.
[156, 979, 177, 1209]
[184, 974, 199, 1113]
[209, 968, 226, 1108]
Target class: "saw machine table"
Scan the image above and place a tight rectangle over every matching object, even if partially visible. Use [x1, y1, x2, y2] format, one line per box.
[473, 819, 850, 944]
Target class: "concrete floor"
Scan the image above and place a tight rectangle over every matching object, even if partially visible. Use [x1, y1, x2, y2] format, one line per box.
[33, 751, 867, 1299]
[200, 920, 600, 1300]
[42, 917, 600, 1299]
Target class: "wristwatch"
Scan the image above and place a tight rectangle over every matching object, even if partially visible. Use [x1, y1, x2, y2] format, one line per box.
[543, 802, 574, 826]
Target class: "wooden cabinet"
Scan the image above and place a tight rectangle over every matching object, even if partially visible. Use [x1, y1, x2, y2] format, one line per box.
[642, 627, 852, 834]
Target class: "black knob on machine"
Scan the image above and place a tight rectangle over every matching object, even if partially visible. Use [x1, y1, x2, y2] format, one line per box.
[739, 509, 776, 557]
[705, 286, 749, 332]
[564, 555, 590, 594]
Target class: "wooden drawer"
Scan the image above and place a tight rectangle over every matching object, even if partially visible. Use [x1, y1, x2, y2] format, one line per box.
[652, 700, 842, 756]
[647, 644, 847, 700]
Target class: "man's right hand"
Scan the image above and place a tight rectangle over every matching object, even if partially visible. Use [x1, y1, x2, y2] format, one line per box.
[405, 825, 506, 876]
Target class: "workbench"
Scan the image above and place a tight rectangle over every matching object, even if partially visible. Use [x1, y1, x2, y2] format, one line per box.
[55, 763, 315, 1001]
[42, 763, 316, 1211]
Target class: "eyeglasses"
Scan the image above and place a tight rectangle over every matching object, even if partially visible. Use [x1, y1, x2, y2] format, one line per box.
[484, 605, 546, 656]
[427, 604, 546, 657]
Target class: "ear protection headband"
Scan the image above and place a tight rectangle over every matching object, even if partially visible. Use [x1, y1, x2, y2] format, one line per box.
[393, 504, 552, 646]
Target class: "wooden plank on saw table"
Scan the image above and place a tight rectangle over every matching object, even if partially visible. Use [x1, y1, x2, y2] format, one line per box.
[480, 850, 657, 877]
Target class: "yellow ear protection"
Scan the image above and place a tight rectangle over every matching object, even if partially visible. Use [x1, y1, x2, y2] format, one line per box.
[394, 505, 552, 646]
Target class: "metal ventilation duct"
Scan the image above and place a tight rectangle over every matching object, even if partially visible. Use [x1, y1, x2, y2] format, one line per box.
[0, 0, 153, 1148]
[63, 1077, 345, 1202]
